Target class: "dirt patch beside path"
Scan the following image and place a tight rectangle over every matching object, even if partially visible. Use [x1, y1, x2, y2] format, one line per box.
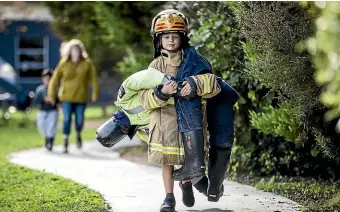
[119, 144, 149, 165]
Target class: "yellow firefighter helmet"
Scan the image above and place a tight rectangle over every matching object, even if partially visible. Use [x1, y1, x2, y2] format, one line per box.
[150, 9, 189, 37]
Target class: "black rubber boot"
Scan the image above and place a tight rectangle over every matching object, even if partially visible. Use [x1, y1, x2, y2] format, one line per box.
[77, 135, 82, 149]
[193, 176, 208, 196]
[179, 181, 195, 207]
[63, 138, 69, 154]
[173, 130, 206, 181]
[160, 193, 176, 212]
[207, 146, 232, 202]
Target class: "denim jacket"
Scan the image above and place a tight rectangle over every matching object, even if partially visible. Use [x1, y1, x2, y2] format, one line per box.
[175, 46, 240, 148]
[175, 46, 213, 132]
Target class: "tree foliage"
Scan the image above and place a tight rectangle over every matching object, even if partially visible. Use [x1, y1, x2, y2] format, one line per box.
[307, 2, 340, 122]
[44, 2, 164, 77]
[232, 1, 340, 178]
[234, 2, 321, 124]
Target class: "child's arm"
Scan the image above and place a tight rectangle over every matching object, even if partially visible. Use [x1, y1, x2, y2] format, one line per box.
[183, 73, 221, 99]
[139, 81, 177, 110]
[34, 86, 44, 104]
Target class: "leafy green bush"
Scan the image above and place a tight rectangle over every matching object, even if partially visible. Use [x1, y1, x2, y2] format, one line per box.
[250, 104, 301, 142]
[232, 1, 340, 177]
[233, 1, 320, 126]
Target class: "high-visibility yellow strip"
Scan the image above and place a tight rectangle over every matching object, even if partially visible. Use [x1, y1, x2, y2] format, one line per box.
[136, 131, 148, 143]
[149, 142, 185, 155]
[168, 97, 175, 105]
[150, 147, 185, 156]
[150, 143, 184, 151]
[148, 89, 158, 108]
[204, 74, 211, 94]
[201, 74, 208, 95]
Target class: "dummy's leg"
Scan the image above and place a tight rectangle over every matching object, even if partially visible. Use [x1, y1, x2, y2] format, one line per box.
[207, 124, 234, 202]
[192, 176, 208, 196]
[207, 145, 232, 202]
[160, 165, 176, 212]
[173, 130, 205, 207]
[173, 130, 206, 181]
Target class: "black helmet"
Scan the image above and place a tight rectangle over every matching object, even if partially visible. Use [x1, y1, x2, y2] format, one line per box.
[96, 117, 127, 148]
[96, 116, 137, 148]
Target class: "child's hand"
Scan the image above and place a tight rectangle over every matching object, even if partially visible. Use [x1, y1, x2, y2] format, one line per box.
[44, 96, 55, 105]
[180, 81, 192, 97]
[44, 96, 51, 103]
[161, 81, 178, 95]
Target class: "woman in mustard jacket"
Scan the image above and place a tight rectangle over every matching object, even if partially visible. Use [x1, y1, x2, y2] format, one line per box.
[48, 39, 99, 153]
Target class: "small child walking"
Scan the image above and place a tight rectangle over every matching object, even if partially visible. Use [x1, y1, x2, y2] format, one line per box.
[140, 9, 221, 212]
[34, 69, 59, 151]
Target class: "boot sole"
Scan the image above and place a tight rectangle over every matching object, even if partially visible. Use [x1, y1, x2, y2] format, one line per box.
[207, 185, 224, 202]
[208, 195, 220, 202]
[160, 209, 175, 212]
[160, 202, 176, 212]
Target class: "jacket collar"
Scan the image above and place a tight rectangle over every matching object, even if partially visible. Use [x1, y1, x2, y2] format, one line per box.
[160, 49, 183, 67]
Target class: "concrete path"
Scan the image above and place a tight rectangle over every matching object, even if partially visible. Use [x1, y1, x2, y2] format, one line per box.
[9, 138, 301, 212]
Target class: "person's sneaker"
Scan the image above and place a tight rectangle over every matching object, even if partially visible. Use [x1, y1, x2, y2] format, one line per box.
[160, 193, 176, 212]
[46, 138, 53, 151]
[179, 181, 195, 207]
[63, 138, 69, 154]
[76, 135, 82, 149]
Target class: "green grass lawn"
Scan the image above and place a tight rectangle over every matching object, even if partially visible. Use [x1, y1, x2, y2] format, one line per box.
[0, 107, 112, 212]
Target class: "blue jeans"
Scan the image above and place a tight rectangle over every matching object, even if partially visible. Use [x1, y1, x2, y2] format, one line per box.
[62, 102, 86, 135]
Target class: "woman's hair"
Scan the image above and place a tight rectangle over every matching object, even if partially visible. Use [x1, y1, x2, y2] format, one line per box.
[61, 39, 88, 61]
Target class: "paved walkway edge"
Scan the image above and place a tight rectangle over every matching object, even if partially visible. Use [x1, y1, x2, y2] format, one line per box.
[9, 140, 302, 212]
